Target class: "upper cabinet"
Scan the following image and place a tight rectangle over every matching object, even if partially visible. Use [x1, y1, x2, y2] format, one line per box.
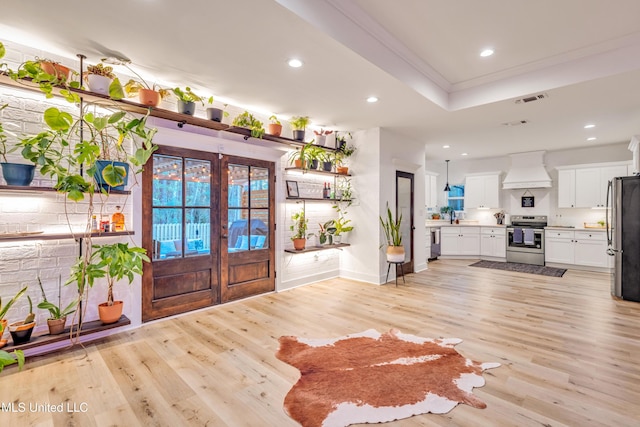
[465, 174, 500, 209]
[557, 163, 629, 208]
[425, 173, 438, 208]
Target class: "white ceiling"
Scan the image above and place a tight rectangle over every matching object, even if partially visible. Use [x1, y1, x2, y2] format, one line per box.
[2, 0, 640, 161]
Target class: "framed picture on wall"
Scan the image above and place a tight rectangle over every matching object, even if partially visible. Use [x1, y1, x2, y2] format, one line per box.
[521, 196, 535, 208]
[286, 180, 299, 198]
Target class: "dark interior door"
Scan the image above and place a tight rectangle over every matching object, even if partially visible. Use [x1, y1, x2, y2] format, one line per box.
[142, 146, 220, 321]
[396, 171, 414, 273]
[220, 155, 275, 303]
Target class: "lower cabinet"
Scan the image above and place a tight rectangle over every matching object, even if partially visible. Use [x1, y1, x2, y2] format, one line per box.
[480, 227, 506, 258]
[545, 229, 610, 268]
[441, 227, 480, 256]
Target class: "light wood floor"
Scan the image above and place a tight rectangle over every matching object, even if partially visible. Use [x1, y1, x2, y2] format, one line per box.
[1, 259, 639, 426]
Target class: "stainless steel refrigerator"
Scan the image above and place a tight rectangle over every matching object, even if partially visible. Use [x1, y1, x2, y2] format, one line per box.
[607, 175, 640, 302]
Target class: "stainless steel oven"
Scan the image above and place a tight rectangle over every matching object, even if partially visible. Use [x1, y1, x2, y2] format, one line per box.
[506, 215, 547, 265]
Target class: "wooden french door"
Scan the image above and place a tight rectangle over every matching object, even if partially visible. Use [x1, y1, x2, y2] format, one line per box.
[396, 171, 414, 273]
[142, 146, 220, 321]
[220, 155, 275, 303]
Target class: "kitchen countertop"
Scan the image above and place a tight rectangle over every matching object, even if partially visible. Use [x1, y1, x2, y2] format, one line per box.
[425, 220, 506, 227]
[544, 226, 606, 231]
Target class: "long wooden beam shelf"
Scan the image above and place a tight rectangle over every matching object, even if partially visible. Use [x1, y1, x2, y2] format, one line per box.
[284, 167, 351, 176]
[284, 243, 350, 253]
[1, 315, 130, 354]
[286, 197, 353, 202]
[0, 184, 131, 195]
[0, 230, 134, 242]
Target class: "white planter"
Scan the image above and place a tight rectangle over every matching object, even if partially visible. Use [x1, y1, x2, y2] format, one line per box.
[86, 74, 112, 96]
[386, 246, 405, 263]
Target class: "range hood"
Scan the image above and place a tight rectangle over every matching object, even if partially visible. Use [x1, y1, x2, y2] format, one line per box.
[502, 151, 552, 189]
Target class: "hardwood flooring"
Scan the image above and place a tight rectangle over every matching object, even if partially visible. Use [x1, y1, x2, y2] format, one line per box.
[1, 259, 639, 426]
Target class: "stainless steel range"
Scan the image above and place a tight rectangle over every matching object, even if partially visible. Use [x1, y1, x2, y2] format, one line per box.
[506, 215, 548, 265]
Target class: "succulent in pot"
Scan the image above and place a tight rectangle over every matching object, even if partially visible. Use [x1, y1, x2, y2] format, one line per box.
[84, 63, 116, 96]
[379, 202, 404, 262]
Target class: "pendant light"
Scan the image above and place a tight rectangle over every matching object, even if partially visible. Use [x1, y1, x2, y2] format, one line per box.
[443, 160, 451, 192]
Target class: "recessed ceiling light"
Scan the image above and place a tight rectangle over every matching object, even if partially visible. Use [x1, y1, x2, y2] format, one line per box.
[442, 145, 450, 149]
[461, 153, 468, 156]
[584, 124, 595, 129]
[587, 137, 597, 141]
[480, 49, 494, 57]
[288, 58, 303, 68]
[366, 96, 378, 103]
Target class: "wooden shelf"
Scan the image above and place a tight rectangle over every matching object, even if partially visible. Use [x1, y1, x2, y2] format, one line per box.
[286, 197, 352, 202]
[0, 184, 131, 195]
[284, 243, 350, 253]
[1, 315, 130, 354]
[284, 167, 351, 177]
[226, 127, 343, 151]
[0, 230, 134, 242]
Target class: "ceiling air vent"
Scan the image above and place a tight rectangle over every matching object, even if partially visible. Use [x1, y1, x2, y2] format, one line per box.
[515, 93, 549, 104]
[501, 120, 528, 127]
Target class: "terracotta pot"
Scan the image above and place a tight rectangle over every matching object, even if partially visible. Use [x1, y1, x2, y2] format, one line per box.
[294, 159, 306, 169]
[138, 89, 161, 107]
[9, 321, 35, 345]
[98, 300, 123, 325]
[86, 74, 112, 96]
[292, 238, 306, 251]
[386, 246, 405, 263]
[47, 317, 67, 335]
[336, 166, 349, 175]
[267, 123, 282, 136]
[40, 61, 71, 80]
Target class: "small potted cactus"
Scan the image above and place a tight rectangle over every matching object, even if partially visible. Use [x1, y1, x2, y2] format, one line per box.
[9, 295, 36, 345]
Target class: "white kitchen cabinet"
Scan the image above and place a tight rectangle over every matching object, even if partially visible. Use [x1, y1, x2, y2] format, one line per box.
[480, 227, 506, 258]
[441, 226, 480, 256]
[558, 164, 628, 208]
[425, 173, 438, 208]
[465, 174, 499, 209]
[545, 229, 610, 268]
[557, 169, 576, 208]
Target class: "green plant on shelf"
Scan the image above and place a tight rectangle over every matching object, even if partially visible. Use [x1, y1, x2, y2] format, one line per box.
[290, 210, 308, 240]
[172, 86, 205, 105]
[232, 111, 265, 138]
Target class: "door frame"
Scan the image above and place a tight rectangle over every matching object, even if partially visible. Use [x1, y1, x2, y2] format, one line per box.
[396, 170, 414, 273]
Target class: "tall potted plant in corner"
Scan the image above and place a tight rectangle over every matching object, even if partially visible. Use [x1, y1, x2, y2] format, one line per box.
[380, 203, 404, 262]
[69, 242, 149, 324]
[290, 210, 308, 250]
[172, 86, 204, 116]
[290, 116, 310, 141]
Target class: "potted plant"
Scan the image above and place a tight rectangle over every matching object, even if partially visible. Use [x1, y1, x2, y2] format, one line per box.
[290, 210, 308, 250]
[267, 115, 282, 136]
[9, 295, 36, 345]
[206, 98, 228, 122]
[290, 116, 310, 141]
[316, 220, 336, 245]
[8, 57, 81, 103]
[0, 286, 28, 348]
[0, 104, 36, 186]
[37, 277, 77, 335]
[288, 143, 313, 169]
[305, 144, 327, 170]
[313, 129, 333, 147]
[38, 59, 73, 82]
[84, 63, 116, 96]
[123, 77, 169, 107]
[335, 141, 356, 175]
[232, 111, 265, 138]
[332, 216, 353, 244]
[69, 242, 149, 324]
[440, 206, 453, 221]
[172, 87, 204, 116]
[379, 203, 404, 262]
[335, 131, 352, 151]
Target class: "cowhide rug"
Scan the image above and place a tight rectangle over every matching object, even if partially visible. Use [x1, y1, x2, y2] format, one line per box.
[276, 329, 500, 427]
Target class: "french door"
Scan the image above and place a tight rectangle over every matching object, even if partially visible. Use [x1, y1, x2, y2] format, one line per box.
[142, 147, 275, 321]
[220, 155, 275, 303]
